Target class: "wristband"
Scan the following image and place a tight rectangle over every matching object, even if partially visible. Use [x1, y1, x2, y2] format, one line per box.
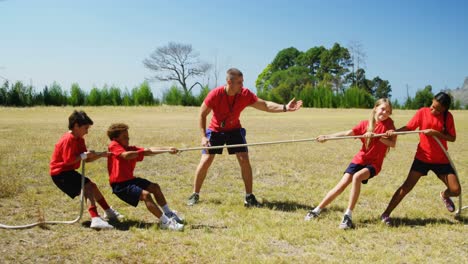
[283, 104, 287, 112]
[80, 153, 87, 160]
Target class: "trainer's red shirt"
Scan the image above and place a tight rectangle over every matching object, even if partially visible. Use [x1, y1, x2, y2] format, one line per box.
[406, 107, 456, 164]
[107, 140, 145, 184]
[204, 86, 258, 132]
[351, 118, 395, 175]
[50, 132, 87, 176]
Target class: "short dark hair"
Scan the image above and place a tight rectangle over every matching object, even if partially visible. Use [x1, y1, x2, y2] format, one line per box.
[434, 92, 452, 110]
[226, 68, 243, 81]
[68, 110, 93, 130]
[107, 123, 129, 140]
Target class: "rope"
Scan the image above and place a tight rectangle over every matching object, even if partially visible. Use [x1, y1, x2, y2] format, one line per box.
[0, 161, 86, 229]
[175, 130, 422, 152]
[432, 136, 467, 217]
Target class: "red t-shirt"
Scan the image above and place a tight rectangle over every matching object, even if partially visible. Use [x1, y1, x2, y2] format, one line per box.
[107, 140, 145, 184]
[50, 132, 87, 176]
[406, 107, 456, 164]
[351, 118, 395, 175]
[204, 86, 258, 132]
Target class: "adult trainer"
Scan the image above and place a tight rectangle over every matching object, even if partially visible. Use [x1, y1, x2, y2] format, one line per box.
[187, 68, 303, 207]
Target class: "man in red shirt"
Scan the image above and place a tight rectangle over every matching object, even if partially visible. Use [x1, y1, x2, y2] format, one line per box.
[187, 68, 303, 207]
[50, 110, 123, 230]
[107, 123, 184, 231]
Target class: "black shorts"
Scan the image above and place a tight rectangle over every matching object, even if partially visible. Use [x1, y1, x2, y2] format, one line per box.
[51, 170, 91, 199]
[111, 178, 152, 207]
[410, 159, 455, 176]
[202, 128, 248, 155]
[344, 163, 377, 184]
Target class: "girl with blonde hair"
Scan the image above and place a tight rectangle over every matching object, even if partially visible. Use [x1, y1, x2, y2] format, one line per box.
[305, 98, 396, 229]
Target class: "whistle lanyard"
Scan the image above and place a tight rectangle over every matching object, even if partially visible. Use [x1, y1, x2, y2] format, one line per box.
[221, 88, 238, 128]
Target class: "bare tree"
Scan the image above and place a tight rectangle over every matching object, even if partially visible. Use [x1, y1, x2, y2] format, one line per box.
[143, 42, 211, 95]
[348, 40, 367, 79]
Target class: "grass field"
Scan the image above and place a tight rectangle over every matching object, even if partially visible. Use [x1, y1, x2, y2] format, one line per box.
[0, 106, 467, 263]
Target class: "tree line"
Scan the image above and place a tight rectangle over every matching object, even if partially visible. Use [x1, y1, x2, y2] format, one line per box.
[0, 42, 464, 109]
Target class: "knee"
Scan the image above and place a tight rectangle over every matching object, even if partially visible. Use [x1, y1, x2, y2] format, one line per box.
[140, 190, 151, 201]
[148, 183, 161, 193]
[450, 185, 461, 196]
[84, 181, 96, 192]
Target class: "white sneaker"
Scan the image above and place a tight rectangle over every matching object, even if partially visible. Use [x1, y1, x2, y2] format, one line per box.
[103, 207, 124, 221]
[160, 218, 184, 231]
[165, 210, 184, 224]
[90, 217, 114, 229]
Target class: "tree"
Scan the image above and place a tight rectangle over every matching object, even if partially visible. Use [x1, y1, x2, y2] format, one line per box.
[412, 85, 434, 109]
[133, 81, 154, 105]
[87, 87, 101, 106]
[0, 80, 8, 105]
[143, 42, 211, 96]
[48, 82, 67, 106]
[348, 41, 367, 82]
[271, 47, 301, 71]
[373, 77, 392, 99]
[69, 83, 85, 106]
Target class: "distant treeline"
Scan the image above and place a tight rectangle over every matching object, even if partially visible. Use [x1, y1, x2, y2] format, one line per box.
[0, 80, 464, 109]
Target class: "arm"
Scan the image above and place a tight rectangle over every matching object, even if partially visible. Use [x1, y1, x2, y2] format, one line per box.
[250, 98, 303, 113]
[199, 102, 212, 146]
[119, 147, 178, 160]
[422, 129, 456, 142]
[84, 151, 110, 162]
[317, 129, 354, 142]
[379, 135, 397, 148]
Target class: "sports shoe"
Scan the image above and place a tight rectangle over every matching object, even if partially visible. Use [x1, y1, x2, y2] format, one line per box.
[304, 210, 320, 221]
[103, 207, 125, 221]
[440, 191, 455, 212]
[90, 217, 114, 229]
[381, 214, 392, 226]
[187, 193, 199, 206]
[160, 218, 184, 231]
[244, 194, 261, 208]
[165, 210, 184, 224]
[339, 215, 354, 230]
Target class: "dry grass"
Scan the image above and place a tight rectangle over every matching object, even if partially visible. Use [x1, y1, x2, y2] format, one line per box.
[0, 106, 467, 263]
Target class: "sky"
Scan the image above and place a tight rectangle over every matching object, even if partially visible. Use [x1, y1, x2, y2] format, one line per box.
[1, 0, 467, 102]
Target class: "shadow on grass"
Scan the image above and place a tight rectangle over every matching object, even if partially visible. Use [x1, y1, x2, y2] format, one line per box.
[361, 215, 468, 227]
[261, 199, 313, 212]
[81, 219, 155, 231]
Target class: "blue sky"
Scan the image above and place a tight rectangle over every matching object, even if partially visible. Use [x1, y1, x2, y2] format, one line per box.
[1, 0, 467, 102]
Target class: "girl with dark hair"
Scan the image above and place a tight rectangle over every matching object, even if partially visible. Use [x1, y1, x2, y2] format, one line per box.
[381, 92, 460, 225]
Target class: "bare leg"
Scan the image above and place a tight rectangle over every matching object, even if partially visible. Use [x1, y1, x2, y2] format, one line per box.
[236, 152, 253, 194]
[437, 173, 461, 198]
[84, 181, 97, 207]
[193, 154, 216, 193]
[347, 169, 371, 211]
[317, 173, 353, 209]
[382, 170, 424, 216]
[146, 183, 167, 207]
[140, 189, 163, 218]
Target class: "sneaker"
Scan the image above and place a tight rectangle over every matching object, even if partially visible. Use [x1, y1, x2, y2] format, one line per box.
[187, 193, 199, 206]
[304, 210, 320, 221]
[440, 191, 455, 212]
[339, 215, 354, 230]
[165, 210, 184, 224]
[90, 217, 114, 230]
[160, 218, 184, 231]
[103, 207, 125, 221]
[244, 194, 261, 208]
[381, 214, 392, 226]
